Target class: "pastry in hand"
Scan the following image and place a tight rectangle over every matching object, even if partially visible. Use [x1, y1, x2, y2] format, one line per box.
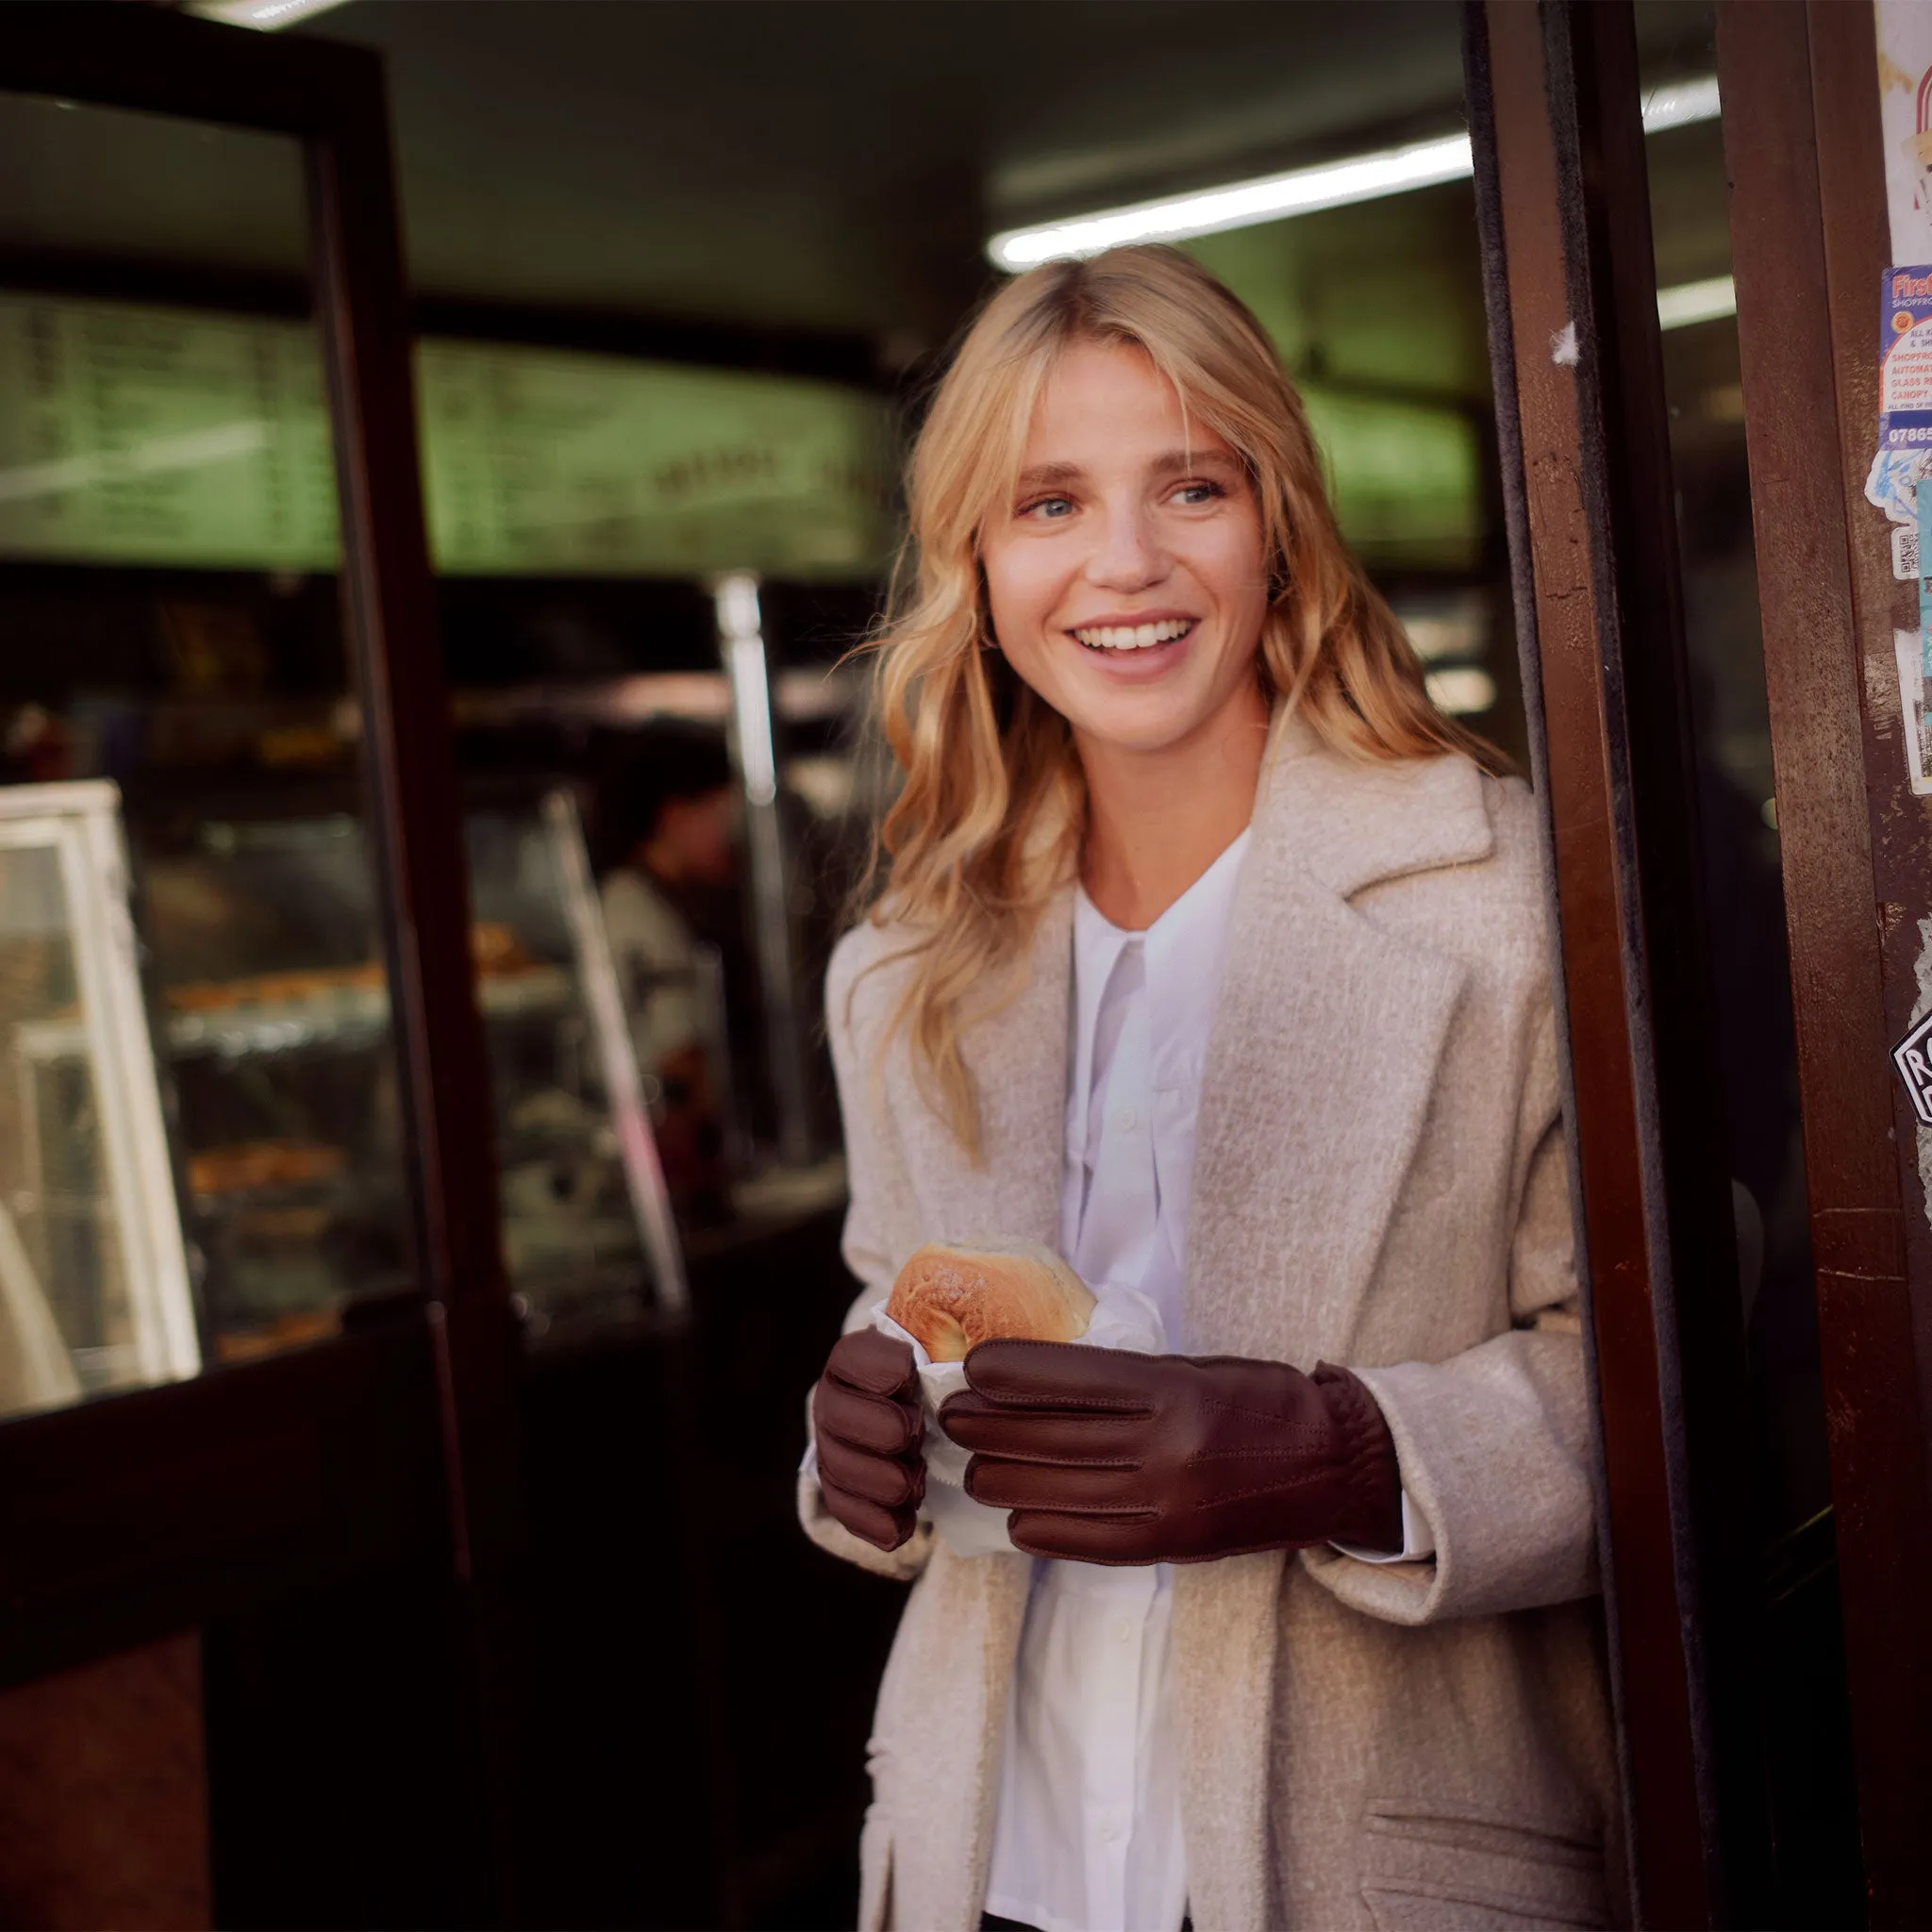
[885, 1241, 1094, 1364]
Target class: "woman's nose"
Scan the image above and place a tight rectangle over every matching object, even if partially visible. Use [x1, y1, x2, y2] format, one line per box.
[1085, 506, 1168, 591]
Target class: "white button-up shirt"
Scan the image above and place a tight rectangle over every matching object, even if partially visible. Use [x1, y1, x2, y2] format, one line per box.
[982, 828, 1429, 1932]
[981, 829, 1248, 1932]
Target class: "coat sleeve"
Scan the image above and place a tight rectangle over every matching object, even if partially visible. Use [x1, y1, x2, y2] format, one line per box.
[1300, 1002, 1599, 1624]
[796, 926, 936, 1585]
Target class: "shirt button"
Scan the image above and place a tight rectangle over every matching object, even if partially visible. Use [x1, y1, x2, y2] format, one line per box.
[1115, 1106, 1139, 1132]
[1113, 1620, 1133, 1644]
[1096, 1821, 1120, 1843]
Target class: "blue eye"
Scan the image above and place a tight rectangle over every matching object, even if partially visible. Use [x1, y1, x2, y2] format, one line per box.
[1174, 480, 1226, 506]
[1024, 495, 1074, 519]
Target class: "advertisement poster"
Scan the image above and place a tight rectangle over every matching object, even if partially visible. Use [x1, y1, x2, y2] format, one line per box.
[1872, 5, 1932, 791]
[1879, 0, 1932, 263]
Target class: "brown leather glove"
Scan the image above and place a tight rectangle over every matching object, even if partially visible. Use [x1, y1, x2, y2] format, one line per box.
[811, 1328, 926, 1553]
[940, 1341, 1402, 1564]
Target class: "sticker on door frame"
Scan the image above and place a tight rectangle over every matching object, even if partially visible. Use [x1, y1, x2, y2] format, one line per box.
[1892, 1008, 1932, 1125]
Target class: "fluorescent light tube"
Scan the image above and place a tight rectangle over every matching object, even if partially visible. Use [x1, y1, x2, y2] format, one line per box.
[991, 74, 1721, 267]
[1656, 275, 1737, 330]
[188, 0, 354, 28]
[1639, 75, 1723, 134]
[993, 135, 1474, 268]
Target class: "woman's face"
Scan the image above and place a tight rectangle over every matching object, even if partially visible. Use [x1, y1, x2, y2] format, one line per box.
[979, 338, 1271, 763]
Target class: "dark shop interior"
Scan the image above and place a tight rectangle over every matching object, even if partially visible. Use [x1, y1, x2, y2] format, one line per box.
[0, 1, 1899, 1927]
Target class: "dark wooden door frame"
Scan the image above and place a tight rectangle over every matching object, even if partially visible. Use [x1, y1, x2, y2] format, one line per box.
[1715, 4, 1932, 1924]
[0, 8, 523, 1910]
[1465, 4, 1774, 1923]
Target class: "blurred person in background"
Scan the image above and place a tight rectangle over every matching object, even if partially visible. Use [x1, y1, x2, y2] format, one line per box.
[596, 732, 736, 1221]
[801, 248, 1617, 1932]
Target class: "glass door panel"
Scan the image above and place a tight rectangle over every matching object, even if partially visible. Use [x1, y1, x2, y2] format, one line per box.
[0, 91, 416, 1396]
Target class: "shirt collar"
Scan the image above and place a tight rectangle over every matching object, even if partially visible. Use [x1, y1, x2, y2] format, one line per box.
[1069, 824, 1254, 1115]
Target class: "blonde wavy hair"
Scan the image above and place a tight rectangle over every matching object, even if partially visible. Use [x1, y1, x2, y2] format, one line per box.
[851, 242, 1499, 1158]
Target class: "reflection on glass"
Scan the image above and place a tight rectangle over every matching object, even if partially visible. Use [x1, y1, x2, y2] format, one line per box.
[0, 783, 196, 1412]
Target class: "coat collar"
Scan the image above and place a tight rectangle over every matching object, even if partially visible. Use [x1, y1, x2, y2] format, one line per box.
[1261, 706, 1495, 897]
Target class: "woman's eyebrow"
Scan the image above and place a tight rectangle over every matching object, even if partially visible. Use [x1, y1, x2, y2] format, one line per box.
[1015, 450, 1241, 490]
[1014, 460, 1084, 491]
[1150, 447, 1242, 477]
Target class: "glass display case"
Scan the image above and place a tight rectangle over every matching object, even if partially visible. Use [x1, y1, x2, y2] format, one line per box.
[132, 791, 412, 1361]
[0, 780, 199, 1413]
[128, 778, 682, 1358]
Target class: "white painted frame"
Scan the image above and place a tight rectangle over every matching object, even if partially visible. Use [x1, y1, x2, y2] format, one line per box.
[0, 781, 200, 1387]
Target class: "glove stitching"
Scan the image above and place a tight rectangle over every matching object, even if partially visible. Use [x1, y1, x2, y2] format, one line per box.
[969, 1393, 1155, 1416]
[1188, 1470, 1331, 1509]
[1197, 1393, 1331, 1434]
[1007, 1501, 1159, 1519]
[1322, 1371, 1401, 1548]
[969, 1455, 1142, 1471]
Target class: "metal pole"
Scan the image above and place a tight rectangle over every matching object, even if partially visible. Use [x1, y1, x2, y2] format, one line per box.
[713, 572, 814, 1168]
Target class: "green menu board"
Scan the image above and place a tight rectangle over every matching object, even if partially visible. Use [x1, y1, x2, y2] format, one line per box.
[0, 292, 898, 580]
[417, 337, 894, 578]
[0, 295, 339, 570]
[0, 291, 1476, 579]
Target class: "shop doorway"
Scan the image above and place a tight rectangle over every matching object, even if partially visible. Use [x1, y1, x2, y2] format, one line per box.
[1, 3, 1927, 1927]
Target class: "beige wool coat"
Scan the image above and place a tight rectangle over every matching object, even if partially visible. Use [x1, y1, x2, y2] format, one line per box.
[800, 715, 1623, 1932]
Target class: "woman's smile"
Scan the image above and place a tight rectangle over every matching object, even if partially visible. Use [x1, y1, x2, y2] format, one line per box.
[1065, 608, 1202, 682]
[1068, 613, 1198, 652]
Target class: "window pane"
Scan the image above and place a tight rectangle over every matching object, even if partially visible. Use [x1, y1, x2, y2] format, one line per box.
[0, 92, 418, 1398]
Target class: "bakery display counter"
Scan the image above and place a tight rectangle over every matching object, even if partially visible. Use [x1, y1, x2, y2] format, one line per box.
[15, 959, 575, 1068]
[126, 782, 686, 1361]
[132, 803, 413, 1361]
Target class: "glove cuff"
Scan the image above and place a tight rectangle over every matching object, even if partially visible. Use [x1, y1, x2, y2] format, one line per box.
[1311, 1361, 1404, 1554]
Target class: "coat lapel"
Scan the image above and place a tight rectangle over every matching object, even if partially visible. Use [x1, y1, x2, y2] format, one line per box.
[1174, 727, 1491, 1928]
[1182, 728, 1491, 1361]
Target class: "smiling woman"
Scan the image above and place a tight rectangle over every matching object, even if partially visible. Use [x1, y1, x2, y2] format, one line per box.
[856, 245, 1497, 1151]
[806, 243, 1616, 1932]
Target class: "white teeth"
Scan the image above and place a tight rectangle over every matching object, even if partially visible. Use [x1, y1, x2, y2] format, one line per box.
[1071, 619, 1194, 651]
